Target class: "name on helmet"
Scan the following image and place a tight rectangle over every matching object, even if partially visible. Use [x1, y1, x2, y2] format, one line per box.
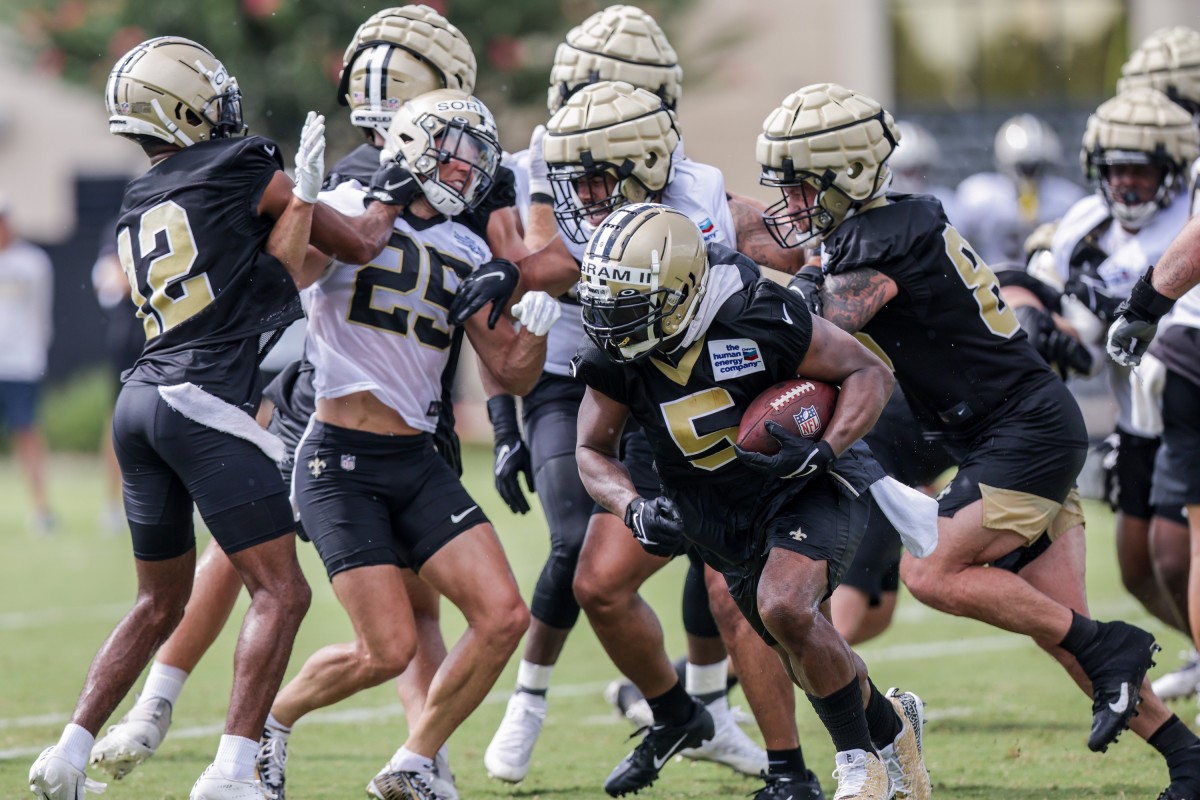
[581, 260, 653, 286]
[435, 99, 485, 115]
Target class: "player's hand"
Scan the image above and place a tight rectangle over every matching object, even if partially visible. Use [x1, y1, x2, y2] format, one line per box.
[365, 156, 421, 208]
[1106, 314, 1158, 367]
[511, 291, 562, 336]
[448, 259, 520, 328]
[624, 496, 685, 558]
[1064, 274, 1121, 323]
[487, 396, 534, 514]
[1014, 304, 1092, 377]
[735, 421, 834, 482]
[292, 111, 326, 204]
[528, 124, 551, 199]
[786, 265, 824, 318]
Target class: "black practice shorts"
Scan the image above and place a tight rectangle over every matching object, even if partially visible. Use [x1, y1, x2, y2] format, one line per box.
[1112, 429, 1161, 520]
[839, 497, 902, 603]
[667, 476, 870, 646]
[294, 421, 487, 579]
[112, 384, 295, 561]
[937, 379, 1088, 544]
[1152, 370, 1200, 511]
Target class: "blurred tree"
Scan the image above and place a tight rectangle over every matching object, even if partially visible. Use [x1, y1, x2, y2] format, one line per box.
[3, 0, 687, 154]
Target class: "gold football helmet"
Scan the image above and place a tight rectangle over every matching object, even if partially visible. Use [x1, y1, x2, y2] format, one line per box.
[578, 203, 708, 362]
[337, 5, 477, 133]
[1081, 87, 1199, 228]
[757, 83, 899, 248]
[383, 89, 501, 216]
[543, 81, 681, 244]
[548, 5, 682, 113]
[106, 36, 246, 147]
[1118, 26, 1200, 116]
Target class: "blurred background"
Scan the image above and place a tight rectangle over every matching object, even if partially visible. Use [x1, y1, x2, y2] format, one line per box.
[0, 0, 1197, 460]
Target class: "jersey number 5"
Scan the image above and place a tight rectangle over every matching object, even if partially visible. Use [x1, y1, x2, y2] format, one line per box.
[117, 201, 213, 340]
[660, 387, 740, 471]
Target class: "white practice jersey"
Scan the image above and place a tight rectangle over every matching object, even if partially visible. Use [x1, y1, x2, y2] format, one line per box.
[303, 180, 491, 432]
[956, 171, 1086, 267]
[1051, 190, 1190, 434]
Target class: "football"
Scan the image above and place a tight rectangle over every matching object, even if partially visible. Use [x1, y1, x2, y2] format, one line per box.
[736, 377, 839, 455]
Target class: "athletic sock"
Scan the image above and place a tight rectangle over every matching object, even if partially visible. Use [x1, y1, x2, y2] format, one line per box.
[214, 734, 259, 781]
[646, 680, 696, 727]
[864, 680, 903, 749]
[516, 659, 554, 697]
[1058, 611, 1100, 656]
[808, 677, 874, 755]
[767, 747, 808, 775]
[141, 662, 188, 707]
[685, 658, 729, 706]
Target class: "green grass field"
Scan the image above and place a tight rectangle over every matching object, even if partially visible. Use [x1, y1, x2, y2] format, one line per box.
[0, 448, 1187, 799]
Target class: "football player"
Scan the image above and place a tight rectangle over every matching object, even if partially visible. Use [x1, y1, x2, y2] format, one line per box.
[572, 202, 935, 800]
[29, 36, 404, 800]
[758, 82, 1200, 799]
[1048, 86, 1197, 693]
[955, 113, 1086, 266]
[483, 79, 818, 798]
[254, 89, 559, 800]
[87, 9, 485, 799]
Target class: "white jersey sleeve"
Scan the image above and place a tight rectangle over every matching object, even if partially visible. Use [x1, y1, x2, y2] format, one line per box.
[303, 183, 491, 431]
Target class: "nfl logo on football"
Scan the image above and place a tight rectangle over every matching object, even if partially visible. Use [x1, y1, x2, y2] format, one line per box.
[340, 454, 356, 471]
[794, 405, 821, 437]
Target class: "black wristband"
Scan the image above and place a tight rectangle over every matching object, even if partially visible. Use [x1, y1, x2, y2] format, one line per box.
[530, 192, 554, 206]
[486, 395, 520, 441]
[1127, 266, 1176, 323]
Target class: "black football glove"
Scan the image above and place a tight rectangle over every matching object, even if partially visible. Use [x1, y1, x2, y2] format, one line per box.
[624, 496, 685, 558]
[1106, 267, 1176, 367]
[1063, 273, 1122, 324]
[487, 395, 534, 514]
[1013, 304, 1093, 378]
[364, 159, 421, 208]
[734, 421, 835, 483]
[449, 259, 520, 329]
[786, 265, 825, 318]
[432, 398, 463, 477]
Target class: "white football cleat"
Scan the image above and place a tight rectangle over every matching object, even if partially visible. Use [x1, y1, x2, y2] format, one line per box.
[879, 688, 931, 800]
[189, 765, 268, 800]
[679, 697, 767, 776]
[29, 746, 107, 800]
[1153, 649, 1200, 701]
[831, 749, 891, 800]
[484, 692, 547, 782]
[90, 696, 172, 779]
[367, 746, 456, 800]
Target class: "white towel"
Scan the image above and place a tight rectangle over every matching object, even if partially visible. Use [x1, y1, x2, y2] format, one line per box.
[869, 476, 939, 558]
[159, 383, 286, 463]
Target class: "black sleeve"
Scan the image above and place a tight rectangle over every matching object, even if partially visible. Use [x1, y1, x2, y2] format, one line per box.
[225, 137, 286, 238]
[750, 281, 816, 377]
[569, 343, 631, 405]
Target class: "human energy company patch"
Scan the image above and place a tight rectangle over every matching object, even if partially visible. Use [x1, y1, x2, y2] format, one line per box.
[708, 338, 765, 379]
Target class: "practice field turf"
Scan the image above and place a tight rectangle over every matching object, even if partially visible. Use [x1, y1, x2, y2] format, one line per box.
[0, 449, 1187, 798]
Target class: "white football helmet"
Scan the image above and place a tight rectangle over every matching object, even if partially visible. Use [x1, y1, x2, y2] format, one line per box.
[106, 36, 246, 147]
[1081, 87, 1199, 229]
[578, 203, 709, 362]
[337, 6, 476, 134]
[1118, 26, 1200, 117]
[888, 120, 940, 185]
[543, 81, 681, 244]
[993, 114, 1063, 181]
[757, 83, 899, 248]
[548, 5, 682, 113]
[383, 89, 501, 217]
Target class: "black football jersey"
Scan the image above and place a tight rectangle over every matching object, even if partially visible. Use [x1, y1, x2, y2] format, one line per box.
[822, 193, 1057, 440]
[117, 136, 302, 411]
[571, 274, 817, 493]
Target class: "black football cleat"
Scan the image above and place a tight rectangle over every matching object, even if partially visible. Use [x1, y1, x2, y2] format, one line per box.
[1075, 620, 1159, 752]
[603, 700, 715, 797]
[753, 769, 827, 800]
[1158, 784, 1200, 800]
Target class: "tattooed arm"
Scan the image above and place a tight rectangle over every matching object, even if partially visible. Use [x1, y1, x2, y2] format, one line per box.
[819, 267, 899, 333]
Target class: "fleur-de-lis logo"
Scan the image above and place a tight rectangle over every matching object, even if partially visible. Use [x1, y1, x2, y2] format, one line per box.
[308, 457, 327, 478]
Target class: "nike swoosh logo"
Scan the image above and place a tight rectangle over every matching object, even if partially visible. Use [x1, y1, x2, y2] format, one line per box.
[383, 178, 412, 191]
[782, 304, 793, 325]
[474, 272, 505, 281]
[494, 444, 514, 474]
[1108, 683, 1130, 714]
[789, 463, 820, 479]
[652, 733, 690, 770]
[450, 505, 478, 524]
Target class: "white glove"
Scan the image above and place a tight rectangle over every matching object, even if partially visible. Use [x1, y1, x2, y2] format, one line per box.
[511, 291, 561, 336]
[292, 111, 325, 204]
[528, 124, 550, 198]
